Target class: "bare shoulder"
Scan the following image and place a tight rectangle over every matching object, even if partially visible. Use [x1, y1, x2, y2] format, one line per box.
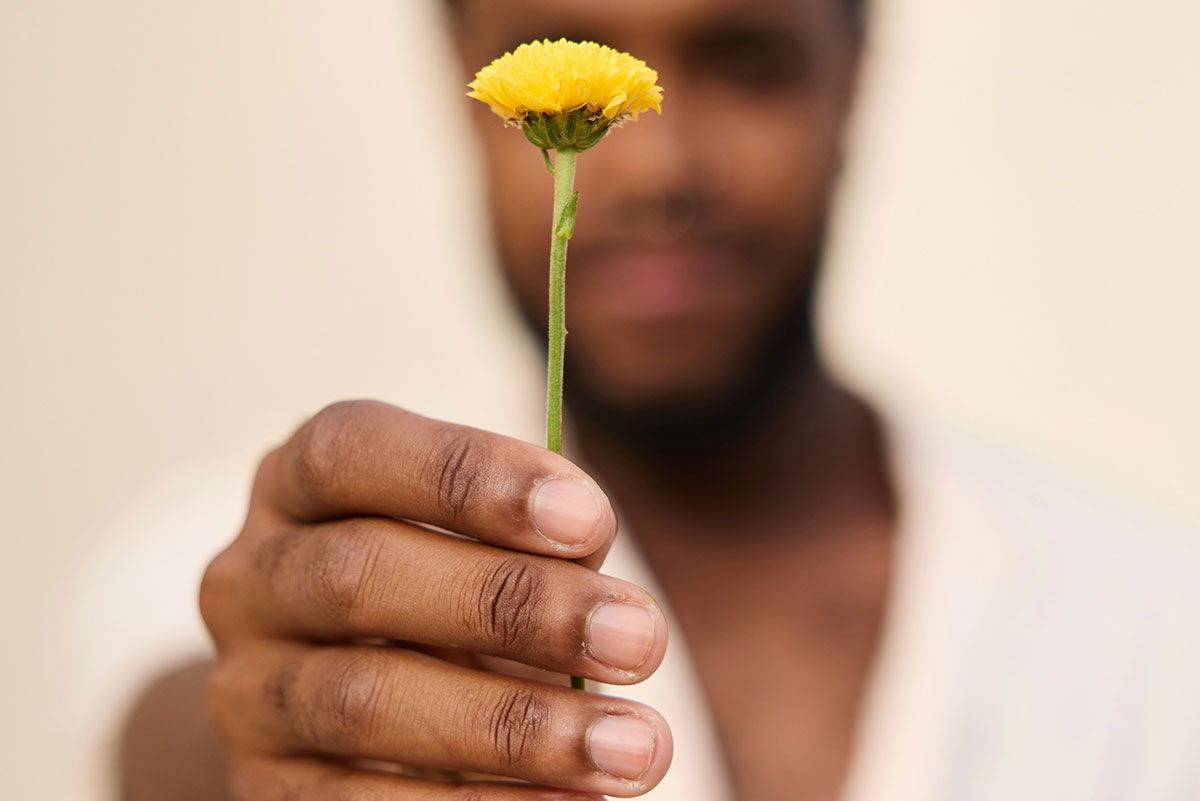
[119, 657, 231, 801]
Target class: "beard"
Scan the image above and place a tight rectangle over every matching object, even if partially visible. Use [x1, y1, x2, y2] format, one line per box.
[548, 268, 821, 465]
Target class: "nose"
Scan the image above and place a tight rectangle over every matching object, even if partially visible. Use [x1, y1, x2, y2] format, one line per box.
[584, 86, 720, 243]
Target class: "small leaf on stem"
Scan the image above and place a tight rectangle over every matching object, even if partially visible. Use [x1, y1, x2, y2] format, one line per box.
[555, 191, 579, 240]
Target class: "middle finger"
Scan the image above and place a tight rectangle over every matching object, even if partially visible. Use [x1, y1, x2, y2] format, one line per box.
[250, 518, 668, 684]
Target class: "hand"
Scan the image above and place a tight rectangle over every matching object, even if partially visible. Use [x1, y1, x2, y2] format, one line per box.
[200, 400, 672, 800]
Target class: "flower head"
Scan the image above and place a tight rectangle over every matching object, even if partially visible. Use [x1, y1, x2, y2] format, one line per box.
[468, 39, 663, 151]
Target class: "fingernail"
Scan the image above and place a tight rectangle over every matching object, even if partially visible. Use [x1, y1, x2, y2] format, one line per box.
[588, 602, 656, 671]
[588, 715, 656, 781]
[531, 480, 603, 546]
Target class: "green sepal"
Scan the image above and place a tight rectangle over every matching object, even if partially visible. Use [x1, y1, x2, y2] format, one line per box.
[541, 149, 555, 177]
[555, 191, 579, 240]
[521, 107, 614, 152]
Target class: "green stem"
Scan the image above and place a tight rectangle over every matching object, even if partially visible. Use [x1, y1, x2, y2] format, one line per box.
[546, 147, 577, 457]
[545, 148, 586, 694]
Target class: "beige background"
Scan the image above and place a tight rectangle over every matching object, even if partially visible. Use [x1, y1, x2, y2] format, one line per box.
[1, 0, 1196, 798]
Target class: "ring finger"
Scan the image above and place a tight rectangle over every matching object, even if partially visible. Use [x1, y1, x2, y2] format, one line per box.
[239, 517, 667, 684]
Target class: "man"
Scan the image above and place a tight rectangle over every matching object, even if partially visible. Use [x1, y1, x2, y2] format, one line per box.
[123, 0, 1200, 799]
[123, 1, 885, 798]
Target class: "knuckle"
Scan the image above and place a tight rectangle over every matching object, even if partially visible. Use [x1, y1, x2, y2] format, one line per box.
[318, 653, 388, 746]
[227, 756, 289, 801]
[225, 759, 259, 801]
[262, 660, 305, 730]
[427, 427, 491, 520]
[294, 401, 362, 501]
[199, 547, 242, 639]
[326, 785, 379, 801]
[470, 557, 545, 652]
[308, 523, 386, 627]
[251, 524, 300, 586]
[483, 686, 551, 770]
[206, 657, 245, 743]
[248, 446, 283, 507]
[331, 781, 394, 801]
[453, 791, 491, 801]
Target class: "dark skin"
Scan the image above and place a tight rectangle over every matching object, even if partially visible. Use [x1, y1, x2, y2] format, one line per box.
[121, 1, 892, 799]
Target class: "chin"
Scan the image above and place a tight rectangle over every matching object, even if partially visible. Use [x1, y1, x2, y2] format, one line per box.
[563, 351, 789, 459]
[568, 345, 753, 418]
[561, 289, 817, 451]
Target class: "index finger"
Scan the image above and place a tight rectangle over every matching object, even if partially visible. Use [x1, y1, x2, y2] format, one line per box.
[254, 400, 616, 558]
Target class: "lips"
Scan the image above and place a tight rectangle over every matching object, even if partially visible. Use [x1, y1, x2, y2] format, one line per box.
[567, 242, 746, 320]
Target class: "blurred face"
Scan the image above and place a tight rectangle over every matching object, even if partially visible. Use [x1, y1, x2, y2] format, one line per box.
[454, 0, 859, 412]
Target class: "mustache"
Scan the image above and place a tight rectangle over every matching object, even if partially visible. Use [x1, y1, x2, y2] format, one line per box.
[571, 189, 717, 247]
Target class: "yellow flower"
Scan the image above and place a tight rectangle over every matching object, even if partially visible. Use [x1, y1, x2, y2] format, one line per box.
[468, 39, 663, 151]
